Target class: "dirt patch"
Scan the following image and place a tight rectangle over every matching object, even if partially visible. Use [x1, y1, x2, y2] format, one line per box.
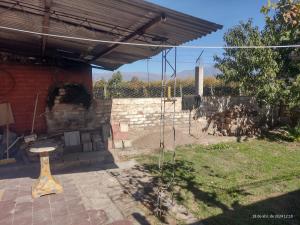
[130, 121, 237, 151]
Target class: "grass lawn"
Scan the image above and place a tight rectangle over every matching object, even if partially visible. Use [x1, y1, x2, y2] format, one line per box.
[136, 140, 300, 225]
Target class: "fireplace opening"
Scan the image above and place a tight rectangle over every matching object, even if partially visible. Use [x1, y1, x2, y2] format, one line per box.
[47, 83, 91, 110]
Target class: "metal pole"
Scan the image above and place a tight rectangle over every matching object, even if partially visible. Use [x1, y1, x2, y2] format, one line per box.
[172, 47, 177, 153]
[31, 93, 39, 134]
[159, 50, 165, 170]
[6, 103, 9, 159]
[189, 110, 191, 135]
[147, 58, 150, 87]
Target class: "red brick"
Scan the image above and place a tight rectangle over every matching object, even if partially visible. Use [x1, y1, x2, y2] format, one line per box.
[52, 214, 71, 225]
[0, 63, 92, 134]
[0, 216, 13, 225]
[13, 215, 32, 225]
[0, 200, 15, 220]
[113, 131, 129, 140]
[69, 211, 90, 225]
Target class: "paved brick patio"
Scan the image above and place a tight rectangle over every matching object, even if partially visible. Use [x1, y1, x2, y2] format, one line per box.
[0, 163, 155, 225]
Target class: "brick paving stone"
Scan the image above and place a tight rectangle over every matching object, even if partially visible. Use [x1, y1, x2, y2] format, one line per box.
[33, 196, 50, 210]
[5, 179, 20, 186]
[103, 204, 124, 222]
[0, 189, 4, 201]
[107, 220, 133, 225]
[15, 195, 33, 204]
[33, 208, 52, 225]
[0, 200, 15, 219]
[69, 211, 91, 225]
[66, 198, 85, 215]
[14, 202, 32, 218]
[63, 185, 79, 191]
[18, 178, 33, 189]
[51, 201, 68, 217]
[0, 215, 13, 225]
[64, 192, 80, 201]
[2, 189, 18, 201]
[0, 182, 6, 189]
[13, 215, 32, 225]
[87, 209, 108, 225]
[52, 214, 72, 225]
[17, 189, 31, 197]
[84, 195, 113, 210]
[49, 193, 65, 203]
[78, 188, 101, 198]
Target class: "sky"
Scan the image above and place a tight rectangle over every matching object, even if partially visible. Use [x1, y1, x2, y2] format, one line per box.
[94, 0, 268, 77]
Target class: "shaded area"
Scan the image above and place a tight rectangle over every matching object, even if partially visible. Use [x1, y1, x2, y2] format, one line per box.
[258, 129, 295, 142]
[189, 189, 300, 225]
[135, 140, 300, 224]
[132, 212, 152, 225]
[143, 160, 236, 212]
[0, 154, 118, 180]
[259, 128, 300, 143]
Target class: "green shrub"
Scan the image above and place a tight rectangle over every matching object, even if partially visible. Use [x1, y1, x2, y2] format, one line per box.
[287, 123, 300, 142]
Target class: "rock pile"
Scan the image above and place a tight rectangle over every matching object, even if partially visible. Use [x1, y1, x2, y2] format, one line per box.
[203, 104, 261, 136]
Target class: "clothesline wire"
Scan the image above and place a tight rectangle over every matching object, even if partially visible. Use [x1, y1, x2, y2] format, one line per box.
[1, 25, 300, 49]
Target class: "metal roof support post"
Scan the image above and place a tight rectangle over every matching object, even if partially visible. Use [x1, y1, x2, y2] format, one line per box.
[156, 46, 177, 217]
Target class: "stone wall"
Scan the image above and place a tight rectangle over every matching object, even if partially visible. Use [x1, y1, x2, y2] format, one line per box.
[109, 98, 190, 128]
[198, 96, 258, 117]
[46, 96, 256, 132]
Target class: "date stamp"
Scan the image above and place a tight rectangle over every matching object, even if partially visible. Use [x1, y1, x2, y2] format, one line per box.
[252, 214, 295, 219]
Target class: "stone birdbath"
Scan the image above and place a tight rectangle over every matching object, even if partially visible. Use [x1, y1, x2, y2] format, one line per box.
[30, 141, 63, 198]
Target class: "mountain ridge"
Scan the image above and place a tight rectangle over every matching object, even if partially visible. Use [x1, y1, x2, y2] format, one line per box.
[93, 66, 220, 81]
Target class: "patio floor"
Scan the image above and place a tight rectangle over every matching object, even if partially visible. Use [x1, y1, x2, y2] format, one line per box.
[0, 161, 155, 225]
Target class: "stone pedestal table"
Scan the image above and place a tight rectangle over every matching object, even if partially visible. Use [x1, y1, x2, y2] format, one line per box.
[30, 142, 63, 198]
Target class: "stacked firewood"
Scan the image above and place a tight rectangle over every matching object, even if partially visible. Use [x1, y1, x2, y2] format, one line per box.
[203, 105, 261, 136]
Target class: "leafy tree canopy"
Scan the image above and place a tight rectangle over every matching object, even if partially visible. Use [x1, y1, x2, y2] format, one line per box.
[215, 0, 300, 108]
[108, 71, 123, 88]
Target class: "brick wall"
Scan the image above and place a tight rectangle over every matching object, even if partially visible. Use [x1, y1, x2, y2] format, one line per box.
[107, 96, 257, 129]
[108, 98, 190, 128]
[46, 96, 256, 132]
[0, 63, 92, 134]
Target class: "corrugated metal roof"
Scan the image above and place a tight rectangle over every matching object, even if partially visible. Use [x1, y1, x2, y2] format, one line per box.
[0, 0, 222, 70]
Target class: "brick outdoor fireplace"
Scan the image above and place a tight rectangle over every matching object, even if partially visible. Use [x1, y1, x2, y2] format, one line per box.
[0, 62, 93, 135]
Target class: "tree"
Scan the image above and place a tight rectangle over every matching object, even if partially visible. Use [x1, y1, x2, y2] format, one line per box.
[94, 78, 107, 98]
[214, 20, 281, 105]
[94, 78, 107, 88]
[108, 71, 122, 87]
[130, 76, 139, 83]
[262, 0, 300, 108]
[108, 71, 123, 97]
[215, 0, 300, 111]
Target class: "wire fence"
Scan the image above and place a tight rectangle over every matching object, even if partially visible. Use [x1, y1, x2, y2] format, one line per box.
[93, 78, 239, 99]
